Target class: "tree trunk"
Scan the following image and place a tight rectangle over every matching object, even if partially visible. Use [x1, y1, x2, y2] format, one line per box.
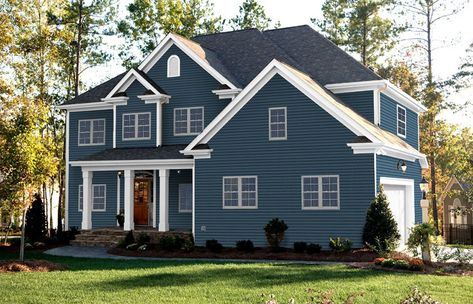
[74, 0, 83, 98]
[19, 192, 27, 261]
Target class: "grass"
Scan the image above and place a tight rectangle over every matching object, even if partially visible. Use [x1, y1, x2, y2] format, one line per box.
[0, 250, 472, 304]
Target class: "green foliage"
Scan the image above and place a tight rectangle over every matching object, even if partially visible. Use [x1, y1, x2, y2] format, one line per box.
[181, 239, 195, 252]
[293, 241, 307, 253]
[136, 233, 150, 246]
[230, 0, 274, 31]
[400, 287, 441, 304]
[306, 243, 322, 254]
[236, 240, 254, 252]
[407, 223, 436, 257]
[124, 230, 135, 245]
[25, 193, 47, 243]
[205, 239, 223, 253]
[264, 218, 288, 249]
[329, 237, 352, 253]
[363, 186, 400, 255]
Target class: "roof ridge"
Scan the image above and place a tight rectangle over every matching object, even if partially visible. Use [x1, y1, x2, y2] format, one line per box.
[192, 28, 260, 39]
[262, 24, 310, 33]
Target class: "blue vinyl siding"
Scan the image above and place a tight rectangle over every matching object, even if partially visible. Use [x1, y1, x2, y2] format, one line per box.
[336, 91, 374, 122]
[376, 155, 422, 223]
[69, 110, 113, 161]
[146, 45, 226, 145]
[380, 93, 419, 149]
[194, 74, 374, 248]
[168, 169, 192, 231]
[116, 81, 157, 148]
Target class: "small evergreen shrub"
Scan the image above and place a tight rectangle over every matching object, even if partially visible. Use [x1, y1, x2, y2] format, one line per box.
[124, 230, 135, 245]
[182, 240, 195, 252]
[236, 240, 254, 252]
[264, 218, 288, 250]
[293, 242, 307, 253]
[174, 236, 186, 250]
[206, 239, 223, 253]
[362, 186, 400, 255]
[393, 259, 409, 270]
[158, 236, 177, 251]
[380, 258, 395, 268]
[306, 243, 322, 254]
[137, 233, 151, 246]
[25, 193, 47, 243]
[407, 223, 436, 261]
[329, 237, 352, 253]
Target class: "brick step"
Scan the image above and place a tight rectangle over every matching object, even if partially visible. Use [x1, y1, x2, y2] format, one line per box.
[74, 235, 124, 242]
[70, 239, 118, 247]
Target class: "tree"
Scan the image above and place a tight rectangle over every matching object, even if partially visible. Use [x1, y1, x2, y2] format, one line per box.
[401, 0, 468, 233]
[25, 194, 48, 243]
[377, 61, 421, 98]
[230, 0, 274, 31]
[313, 0, 403, 67]
[363, 186, 400, 255]
[117, 0, 222, 68]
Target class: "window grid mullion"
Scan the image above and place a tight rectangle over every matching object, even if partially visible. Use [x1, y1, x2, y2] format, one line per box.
[318, 177, 323, 208]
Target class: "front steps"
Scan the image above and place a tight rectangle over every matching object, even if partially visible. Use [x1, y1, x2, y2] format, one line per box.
[70, 228, 192, 248]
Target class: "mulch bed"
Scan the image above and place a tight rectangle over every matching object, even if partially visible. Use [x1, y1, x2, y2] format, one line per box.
[0, 260, 65, 272]
[108, 247, 377, 262]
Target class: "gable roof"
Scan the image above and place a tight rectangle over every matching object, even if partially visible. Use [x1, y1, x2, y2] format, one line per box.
[183, 59, 428, 168]
[439, 175, 471, 202]
[104, 68, 168, 100]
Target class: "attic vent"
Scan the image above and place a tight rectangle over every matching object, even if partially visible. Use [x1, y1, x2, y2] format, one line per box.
[167, 55, 180, 78]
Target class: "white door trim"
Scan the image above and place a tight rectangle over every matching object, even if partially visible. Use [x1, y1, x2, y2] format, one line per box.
[380, 177, 415, 246]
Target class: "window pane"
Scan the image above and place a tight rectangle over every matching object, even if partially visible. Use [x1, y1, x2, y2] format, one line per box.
[92, 185, 106, 211]
[190, 108, 203, 133]
[241, 177, 256, 207]
[123, 115, 135, 138]
[79, 121, 91, 144]
[269, 108, 286, 139]
[78, 185, 83, 211]
[302, 177, 319, 208]
[397, 107, 406, 136]
[223, 178, 239, 207]
[175, 109, 188, 134]
[321, 176, 338, 207]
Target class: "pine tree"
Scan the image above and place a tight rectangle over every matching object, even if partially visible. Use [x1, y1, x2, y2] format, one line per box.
[25, 194, 48, 243]
[363, 186, 400, 254]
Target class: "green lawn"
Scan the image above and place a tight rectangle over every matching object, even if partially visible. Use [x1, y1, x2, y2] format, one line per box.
[1, 251, 472, 304]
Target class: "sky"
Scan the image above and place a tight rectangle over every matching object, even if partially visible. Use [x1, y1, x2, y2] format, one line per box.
[91, 0, 473, 127]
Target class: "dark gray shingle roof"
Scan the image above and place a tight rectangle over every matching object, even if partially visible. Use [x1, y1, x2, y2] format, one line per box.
[78, 145, 191, 161]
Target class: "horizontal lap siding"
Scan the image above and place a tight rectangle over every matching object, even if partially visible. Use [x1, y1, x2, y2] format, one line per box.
[376, 155, 422, 223]
[380, 93, 419, 149]
[336, 91, 374, 122]
[116, 81, 157, 148]
[146, 45, 226, 145]
[194, 74, 374, 248]
[168, 169, 192, 231]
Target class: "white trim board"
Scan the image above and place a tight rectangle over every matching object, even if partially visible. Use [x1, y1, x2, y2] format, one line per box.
[70, 159, 194, 172]
[138, 33, 238, 89]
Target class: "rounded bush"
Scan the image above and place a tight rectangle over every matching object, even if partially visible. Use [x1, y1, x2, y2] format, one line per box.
[236, 240, 254, 252]
[306, 243, 322, 254]
[293, 242, 307, 253]
[206, 239, 224, 253]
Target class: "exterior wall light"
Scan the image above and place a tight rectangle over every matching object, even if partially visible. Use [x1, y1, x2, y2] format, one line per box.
[420, 177, 429, 199]
[397, 160, 407, 173]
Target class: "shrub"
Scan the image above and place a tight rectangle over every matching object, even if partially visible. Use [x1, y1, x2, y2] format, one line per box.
[409, 259, 424, 271]
[407, 223, 436, 261]
[206, 239, 223, 253]
[306, 243, 322, 254]
[329, 237, 352, 253]
[158, 236, 177, 251]
[393, 259, 410, 270]
[174, 236, 186, 250]
[373, 257, 385, 265]
[116, 239, 127, 248]
[25, 193, 48, 243]
[126, 243, 139, 250]
[450, 247, 473, 266]
[400, 287, 441, 304]
[124, 230, 135, 245]
[264, 218, 288, 250]
[381, 258, 395, 268]
[293, 241, 307, 253]
[182, 240, 195, 252]
[362, 186, 400, 256]
[137, 233, 150, 246]
[236, 240, 254, 252]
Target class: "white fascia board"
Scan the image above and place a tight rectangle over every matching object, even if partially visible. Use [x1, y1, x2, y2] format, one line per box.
[139, 33, 238, 90]
[137, 94, 171, 104]
[212, 88, 242, 100]
[184, 59, 381, 152]
[326, 80, 427, 113]
[70, 159, 194, 171]
[180, 149, 213, 159]
[57, 102, 113, 111]
[105, 69, 165, 99]
[347, 142, 429, 168]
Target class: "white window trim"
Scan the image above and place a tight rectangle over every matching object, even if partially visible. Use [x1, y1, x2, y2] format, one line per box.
[167, 55, 181, 78]
[301, 175, 340, 210]
[268, 107, 287, 140]
[78, 119, 106, 146]
[178, 183, 192, 213]
[78, 184, 107, 212]
[222, 176, 258, 209]
[396, 105, 407, 138]
[122, 112, 152, 141]
[173, 107, 204, 136]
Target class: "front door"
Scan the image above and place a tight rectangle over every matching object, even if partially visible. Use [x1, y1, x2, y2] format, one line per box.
[384, 185, 407, 245]
[134, 179, 151, 225]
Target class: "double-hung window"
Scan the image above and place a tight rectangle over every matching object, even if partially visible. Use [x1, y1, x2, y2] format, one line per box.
[302, 176, 339, 209]
[178, 184, 192, 213]
[269, 107, 287, 140]
[174, 107, 204, 136]
[223, 176, 257, 209]
[397, 105, 406, 138]
[78, 119, 105, 146]
[123, 113, 151, 140]
[78, 184, 107, 212]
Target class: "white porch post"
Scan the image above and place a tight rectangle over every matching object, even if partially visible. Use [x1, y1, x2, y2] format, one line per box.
[124, 169, 135, 231]
[81, 170, 93, 230]
[153, 170, 157, 228]
[159, 169, 169, 231]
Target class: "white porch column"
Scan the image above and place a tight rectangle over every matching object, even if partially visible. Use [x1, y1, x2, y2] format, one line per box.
[156, 102, 163, 147]
[124, 169, 135, 231]
[153, 170, 157, 228]
[159, 169, 169, 232]
[420, 199, 430, 223]
[81, 170, 93, 230]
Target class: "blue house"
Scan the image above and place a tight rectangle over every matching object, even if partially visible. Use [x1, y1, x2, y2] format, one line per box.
[59, 25, 428, 248]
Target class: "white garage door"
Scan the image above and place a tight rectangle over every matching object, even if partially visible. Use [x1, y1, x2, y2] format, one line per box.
[384, 185, 407, 245]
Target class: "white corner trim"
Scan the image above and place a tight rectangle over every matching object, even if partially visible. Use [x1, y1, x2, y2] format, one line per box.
[65, 110, 70, 230]
[325, 80, 427, 113]
[138, 33, 238, 90]
[212, 88, 242, 100]
[184, 59, 382, 153]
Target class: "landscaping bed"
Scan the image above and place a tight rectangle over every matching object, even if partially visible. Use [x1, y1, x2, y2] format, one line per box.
[108, 246, 377, 262]
[0, 260, 65, 272]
